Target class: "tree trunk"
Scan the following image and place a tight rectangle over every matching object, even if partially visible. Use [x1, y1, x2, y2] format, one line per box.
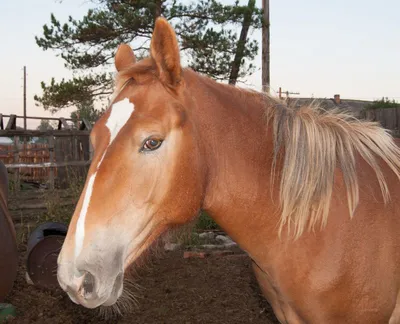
[262, 0, 270, 93]
[228, 0, 256, 85]
[154, 0, 163, 20]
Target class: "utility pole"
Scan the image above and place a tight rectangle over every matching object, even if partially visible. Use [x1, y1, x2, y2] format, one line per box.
[262, 0, 270, 93]
[278, 87, 300, 99]
[23, 66, 27, 130]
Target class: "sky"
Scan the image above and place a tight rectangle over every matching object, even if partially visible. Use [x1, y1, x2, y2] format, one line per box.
[0, 0, 399, 128]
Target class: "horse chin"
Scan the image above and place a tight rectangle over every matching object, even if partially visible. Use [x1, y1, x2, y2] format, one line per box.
[101, 293, 120, 307]
[79, 285, 123, 309]
[102, 274, 124, 307]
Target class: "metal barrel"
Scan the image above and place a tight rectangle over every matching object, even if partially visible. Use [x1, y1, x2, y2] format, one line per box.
[26, 222, 68, 288]
[0, 161, 18, 302]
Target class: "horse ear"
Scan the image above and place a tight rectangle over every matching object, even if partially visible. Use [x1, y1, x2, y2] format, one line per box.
[150, 17, 181, 87]
[115, 44, 136, 72]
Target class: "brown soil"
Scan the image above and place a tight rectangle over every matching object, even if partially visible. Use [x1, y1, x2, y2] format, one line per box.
[5, 244, 279, 324]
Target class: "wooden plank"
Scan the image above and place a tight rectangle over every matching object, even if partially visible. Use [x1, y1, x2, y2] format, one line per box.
[8, 188, 76, 200]
[9, 199, 76, 211]
[13, 136, 20, 191]
[0, 129, 90, 137]
[6, 115, 17, 130]
[362, 107, 400, 137]
[376, 109, 383, 127]
[14, 221, 42, 229]
[4, 160, 91, 169]
[365, 109, 374, 121]
[1, 114, 76, 122]
[58, 117, 70, 130]
[89, 140, 94, 161]
[388, 109, 397, 130]
[55, 136, 69, 188]
[384, 109, 390, 129]
[394, 109, 398, 131]
[48, 135, 55, 190]
[73, 136, 79, 161]
[80, 118, 92, 131]
[78, 135, 90, 161]
[10, 146, 51, 153]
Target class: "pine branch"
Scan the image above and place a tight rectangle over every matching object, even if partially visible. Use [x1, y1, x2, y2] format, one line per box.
[34, 0, 263, 112]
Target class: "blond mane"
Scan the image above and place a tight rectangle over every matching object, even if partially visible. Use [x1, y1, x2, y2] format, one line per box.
[264, 99, 400, 239]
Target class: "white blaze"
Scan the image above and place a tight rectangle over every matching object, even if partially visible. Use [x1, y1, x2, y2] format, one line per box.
[75, 98, 135, 258]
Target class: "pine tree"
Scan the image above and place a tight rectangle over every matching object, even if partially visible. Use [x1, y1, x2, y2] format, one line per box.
[34, 0, 263, 112]
[70, 99, 103, 125]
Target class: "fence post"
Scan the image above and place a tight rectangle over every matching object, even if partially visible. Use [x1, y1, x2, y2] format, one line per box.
[13, 136, 20, 192]
[48, 135, 55, 190]
[73, 135, 79, 161]
[89, 140, 94, 162]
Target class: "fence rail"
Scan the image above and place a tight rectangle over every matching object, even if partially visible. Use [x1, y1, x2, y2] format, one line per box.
[0, 130, 90, 136]
[4, 107, 397, 190]
[4, 160, 91, 169]
[0, 113, 92, 131]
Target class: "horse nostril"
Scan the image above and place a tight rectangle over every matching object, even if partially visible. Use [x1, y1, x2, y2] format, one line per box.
[79, 271, 95, 298]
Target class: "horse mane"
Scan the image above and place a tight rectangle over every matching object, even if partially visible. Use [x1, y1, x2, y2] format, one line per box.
[265, 98, 400, 239]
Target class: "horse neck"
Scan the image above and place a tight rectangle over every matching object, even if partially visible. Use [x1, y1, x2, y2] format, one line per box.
[184, 70, 281, 255]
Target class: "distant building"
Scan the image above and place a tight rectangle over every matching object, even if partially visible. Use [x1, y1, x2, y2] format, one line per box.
[287, 94, 372, 118]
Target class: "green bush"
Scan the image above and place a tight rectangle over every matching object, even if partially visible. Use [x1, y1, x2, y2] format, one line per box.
[195, 210, 219, 230]
[367, 97, 400, 110]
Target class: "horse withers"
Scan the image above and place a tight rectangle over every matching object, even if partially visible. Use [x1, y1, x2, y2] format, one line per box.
[0, 160, 18, 302]
[57, 18, 400, 323]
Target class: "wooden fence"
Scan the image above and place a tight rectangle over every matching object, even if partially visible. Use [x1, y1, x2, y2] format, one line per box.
[0, 143, 55, 182]
[361, 108, 400, 137]
[2, 107, 398, 191]
[0, 114, 93, 191]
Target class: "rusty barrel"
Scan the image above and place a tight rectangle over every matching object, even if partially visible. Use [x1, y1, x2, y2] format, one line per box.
[26, 222, 67, 288]
[0, 161, 18, 302]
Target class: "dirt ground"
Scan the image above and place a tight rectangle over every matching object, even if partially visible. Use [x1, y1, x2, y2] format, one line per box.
[5, 244, 280, 324]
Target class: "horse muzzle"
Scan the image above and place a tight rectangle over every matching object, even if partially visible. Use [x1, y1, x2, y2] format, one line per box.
[57, 259, 124, 309]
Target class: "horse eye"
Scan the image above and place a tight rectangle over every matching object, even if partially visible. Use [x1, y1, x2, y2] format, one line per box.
[142, 138, 163, 151]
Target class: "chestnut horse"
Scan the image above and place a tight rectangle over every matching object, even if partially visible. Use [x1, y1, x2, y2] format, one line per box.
[57, 18, 400, 323]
